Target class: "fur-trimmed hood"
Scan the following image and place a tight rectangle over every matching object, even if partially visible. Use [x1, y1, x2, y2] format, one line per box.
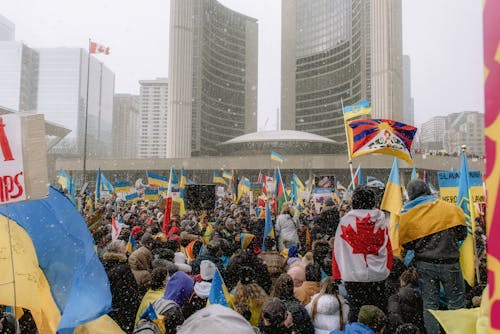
[102, 251, 127, 262]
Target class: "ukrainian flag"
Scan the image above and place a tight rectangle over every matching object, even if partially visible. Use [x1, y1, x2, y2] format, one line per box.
[222, 170, 233, 180]
[114, 181, 131, 193]
[101, 172, 114, 193]
[207, 268, 230, 307]
[240, 232, 255, 249]
[180, 166, 187, 188]
[262, 203, 275, 251]
[237, 177, 251, 203]
[146, 171, 169, 189]
[144, 189, 159, 201]
[270, 150, 284, 163]
[126, 234, 137, 253]
[457, 151, 476, 286]
[213, 172, 226, 185]
[380, 158, 403, 257]
[342, 99, 372, 121]
[57, 169, 70, 190]
[0, 187, 112, 333]
[125, 192, 140, 203]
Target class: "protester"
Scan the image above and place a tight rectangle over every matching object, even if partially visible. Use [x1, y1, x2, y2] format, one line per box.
[270, 273, 315, 334]
[102, 240, 140, 333]
[399, 179, 467, 334]
[287, 263, 306, 289]
[259, 237, 287, 284]
[135, 267, 169, 325]
[129, 233, 155, 294]
[311, 198, 339, 242]
[332, 186, 392, 322]
[330, 305, 387, 334]
[294, 263, 322, 305]
[183, 260, 216, 317]
[305, 277, 348, 334]
[275, 203, 299, 251]
[177, 305, 255, 334]
[259, 298, 294, 334]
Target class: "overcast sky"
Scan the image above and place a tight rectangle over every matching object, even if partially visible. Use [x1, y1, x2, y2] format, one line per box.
[0, 0, 484, 129]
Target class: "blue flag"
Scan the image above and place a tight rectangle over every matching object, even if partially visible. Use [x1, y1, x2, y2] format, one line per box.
[208, 268, 229, 307]
[96, 168, 102, 202]
[140, 303, 158, 320]
[0, 187, 112, 333]
[262, 202, 275, 251]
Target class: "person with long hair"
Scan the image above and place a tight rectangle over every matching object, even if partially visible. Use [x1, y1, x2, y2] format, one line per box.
[305, 277, 349, 334]
[271, 274, 314, 334]
[230, 266, 269, 326]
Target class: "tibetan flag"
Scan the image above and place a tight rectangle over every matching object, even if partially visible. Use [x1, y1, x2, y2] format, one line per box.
[114, 181, 131, 193]
[126, 234, 137, 253]
[262, 203, 275, 251]
[95, 168, 102, 202]
[125, 192, 140, 203]
[380, 158, 403, 258]
[89, 40, 110, 55]
[0, 187, 112, 333]
[101, 172, 114, 193]
[274, 168, 287, 214]
[456, 151, 476, 286]
[342, 99, 372, 121]
[180, 166, 187, 189]
[271, 150, 284, 163]
[146, 171, 169, 189]
[57, 169, 70, 190]
[212, 172, 226, 185]
[411, 167, 417, 180]
[347, 119, 417, 165]
[222, 170, 233, 180]
[240, 233, 255, 250]
[207, 268, 230, 307]
[144, 189, 159, 201]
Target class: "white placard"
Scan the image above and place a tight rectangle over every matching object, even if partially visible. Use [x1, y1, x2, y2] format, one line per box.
[0, 115, 26, 203]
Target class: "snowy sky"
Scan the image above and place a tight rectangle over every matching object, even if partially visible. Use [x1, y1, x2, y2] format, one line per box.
[0, 0, 484, 129]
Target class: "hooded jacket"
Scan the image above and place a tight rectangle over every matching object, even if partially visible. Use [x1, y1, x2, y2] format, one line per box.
[163, 271, 194, 306]
[305, 293, 349, 334]
[330, 322, 375, 334]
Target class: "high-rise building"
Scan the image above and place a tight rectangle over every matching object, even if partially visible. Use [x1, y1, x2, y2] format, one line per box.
[370, 0, 403, 120]
[402, 55, 414, 126]
[113, 94, 140, 159]
[168, 0, 258, 157]
[37, 48, 115, 157]
[0, 41, 39, 111]
[281, 0, 372, 143]
[447, 111, 484, 156]
[0, 15, 15, 41]
[138, 78, 168, 158]
[420, 116, 448, 151]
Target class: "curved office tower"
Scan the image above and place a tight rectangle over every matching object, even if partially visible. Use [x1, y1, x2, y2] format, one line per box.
[282, 0, 373, 145]
[168, 0, 258, 158]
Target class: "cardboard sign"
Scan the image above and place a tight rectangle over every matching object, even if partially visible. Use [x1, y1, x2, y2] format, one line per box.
[437, 170, 485, 204]
[0, 114, 48, 204]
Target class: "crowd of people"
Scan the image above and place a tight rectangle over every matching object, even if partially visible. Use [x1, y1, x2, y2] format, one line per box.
[0, 179, 487, 334]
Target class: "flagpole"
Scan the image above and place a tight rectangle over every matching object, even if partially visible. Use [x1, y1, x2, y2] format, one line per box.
[5, 205, 18, 319]
[341, 97, 355, 188]
[277, 166, 287, 202]
[82, 38, 91, 185]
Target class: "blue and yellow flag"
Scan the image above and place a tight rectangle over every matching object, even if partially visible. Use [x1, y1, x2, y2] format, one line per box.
[240, 232, 255, 250]
[139, 303, 158, 320]
[125, 192, 139, 203]
[291, 173, 305, 207]
[271, 150, 284, 163]
[101, 172, 114, 193]
[146, 171, 169, 189]
[262, 203, 275, 251]
[180, 166, 187, 189]
[213, 172, 226, 185]
[380, 158, 402, 257]
[57, 169, 70, 190]
[144, 189, 159, 201]
[126, 234, 137, 253]
[222, 170, 233, 181]
[411, 167, 417, 180]
[0, 187, 112, 333]
[170, 167, 179, 187]
[207, 268, 230, 307]
[342, 99, 372, 121]
[114, 181, 131, 193]
[237, 177, 251, 203]
[95, 168, 102, 202]
[457, 151, 476, 287]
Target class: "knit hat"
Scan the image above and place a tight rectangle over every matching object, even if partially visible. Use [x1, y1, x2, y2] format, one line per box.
[357, 305, 387, 331]
[407, 179, 431, 200]
[177, 305, 255, 334]
[200, 260, 216, 281]
[239, 266, 256, 285]
[131, 226, 142, 237]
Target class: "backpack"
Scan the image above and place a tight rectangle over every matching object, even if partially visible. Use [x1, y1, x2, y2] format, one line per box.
[132, 319, 162, 334]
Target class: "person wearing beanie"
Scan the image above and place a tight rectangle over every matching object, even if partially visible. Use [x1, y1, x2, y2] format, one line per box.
[332, 186, 391, 322]
[183, 260, 216, 318]
[129, 232, 154, 295]
[230, 266, 269, 326]
[190, 240, 225, 278]
[330, 305, 387, 334]
[177, 305, 255, 334]
[102, 240, 140, 333]
[399, 179, 467, 334]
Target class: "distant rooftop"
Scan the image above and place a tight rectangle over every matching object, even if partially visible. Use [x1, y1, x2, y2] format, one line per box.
[222, 130, 337, 144]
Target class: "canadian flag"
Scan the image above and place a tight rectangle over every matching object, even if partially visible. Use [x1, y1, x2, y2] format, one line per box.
[332, 209, 393, 282]
[89, 41, 110, 55]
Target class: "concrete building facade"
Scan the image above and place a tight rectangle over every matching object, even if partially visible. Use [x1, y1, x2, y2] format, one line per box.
[138, 78, 168, 158]
[167, 0, 258, 157]
[0, 15, 15, 41]
[113, 94, 140, 159]
[281, 0, 372, 143]
[447, 111, 484, 156]
[420, 116, 448, 151]
[402, 55, 414, 126]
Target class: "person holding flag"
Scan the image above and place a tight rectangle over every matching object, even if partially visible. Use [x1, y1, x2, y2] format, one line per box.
[398, 179, 467, 334]
[275, 202, 299, 251]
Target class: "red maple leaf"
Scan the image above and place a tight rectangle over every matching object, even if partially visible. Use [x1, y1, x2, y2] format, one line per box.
[340, 213, 385, 266]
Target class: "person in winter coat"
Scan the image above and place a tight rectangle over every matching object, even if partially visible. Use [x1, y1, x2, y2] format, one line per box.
[332, 187, 392, 322]
[305, 277, 349, 334]
[330, 305, 387, 334]
[102, 240, 141, 334]
[387, 267, 425, 333]
[189, 240, 225, 277]
[275, 203, 299, 251]
[294, 263, 322, 305]
[183, 260, 216, 318]
[259, 298, 294, 334]
[311, 198, 340, 242]
[135, 267, 169, 325]
[177, 305, 255, 334]
[271, 273, 315, 334]
[129, 233, 155, 295]
[225, 250, 273, 293]
[259, 237, 287, 285]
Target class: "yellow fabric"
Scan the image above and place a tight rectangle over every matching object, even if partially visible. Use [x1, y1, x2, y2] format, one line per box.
[172, 198, 186, 216]
[228, 295, 263, 327]
[74, 315, 125, 334]
[429, 308, 480, 334]
[135, 288, 165, 324]
[0, 215, 61, 334]
[488, 256, 500, 333]
[200, 223, 214, 244]
[398, 200, 465, 246]
[381, 181, 403, 258]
